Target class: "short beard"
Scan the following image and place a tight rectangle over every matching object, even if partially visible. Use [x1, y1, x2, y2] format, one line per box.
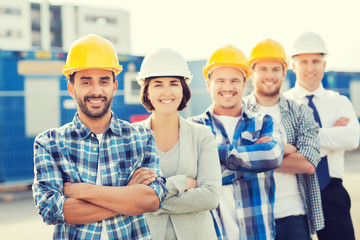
[257, 87, 280, 98]
[220, 104, 236, 109]
[261, 91, 280, 98]
[77, 95, 112, 119]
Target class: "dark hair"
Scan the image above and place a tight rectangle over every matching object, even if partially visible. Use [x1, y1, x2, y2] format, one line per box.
[68, 71, 116, 84]
[251, 62, 285, 71]
[140, 76, 191, 112]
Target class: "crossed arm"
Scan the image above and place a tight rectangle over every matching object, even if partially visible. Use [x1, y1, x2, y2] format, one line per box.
[276, 110, 351, 174]
[275, 144, 315, 174]
[319, 113, 359, 152]
[33, 131, 166, 226]
[127, 129, 221, 215]
[63, 183, 160, 224]
[127, 168, 197, 192]
[219, 115, 284, 173]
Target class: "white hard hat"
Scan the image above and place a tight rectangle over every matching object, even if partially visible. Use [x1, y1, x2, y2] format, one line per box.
[137, 48, 193, 86]
[291, 32, 328, 57]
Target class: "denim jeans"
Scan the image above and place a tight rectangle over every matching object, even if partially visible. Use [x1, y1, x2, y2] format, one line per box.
[275, 215, 311, 240]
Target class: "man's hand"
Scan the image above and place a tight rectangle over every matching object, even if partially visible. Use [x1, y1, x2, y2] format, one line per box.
[127, 167, 158, 186]
[185, 178, 197, 190]
[333, 117, 350, 127]
[284, 144, 297, 155]
[64, 182, 90, 199]
[255, 136, 273, 144]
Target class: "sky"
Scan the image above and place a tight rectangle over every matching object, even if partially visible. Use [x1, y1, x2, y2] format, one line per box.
[50, 0, 360, 71]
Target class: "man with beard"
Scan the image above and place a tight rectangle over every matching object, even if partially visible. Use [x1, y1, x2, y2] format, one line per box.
[284, 32, 359, 240]
[243, 38, 324, 239]
[32, 34, 168, 240]
[189, 45, 283, 240]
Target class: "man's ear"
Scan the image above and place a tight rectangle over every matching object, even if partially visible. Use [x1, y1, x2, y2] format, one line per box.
[67, 81, 75, 99]
[205, 79, 211, 92]
[291, 61, 296, 72]
[112, 80, 118, 96]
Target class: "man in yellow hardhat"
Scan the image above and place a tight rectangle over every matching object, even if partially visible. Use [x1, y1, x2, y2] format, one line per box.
[284, 32, 359, 240]
[243, 38, 324, 239]
[189, 45, 284, 240]
[32, 34, 168, 239]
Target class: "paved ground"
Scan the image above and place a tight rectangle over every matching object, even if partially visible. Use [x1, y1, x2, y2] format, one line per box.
[0, 150, 359, 239]
[343, 150, 360, 239]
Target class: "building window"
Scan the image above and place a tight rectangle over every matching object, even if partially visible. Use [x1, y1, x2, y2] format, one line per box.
[0, 29, 22, 38]
[85, 15, 117, 26]
[0, 7, 21, 16]
[50, 5, 62, 48]
[31, 3, 41, 48]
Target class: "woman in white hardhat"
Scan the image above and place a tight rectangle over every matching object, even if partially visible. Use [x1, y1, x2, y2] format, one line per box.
[130, 48, 221, 240]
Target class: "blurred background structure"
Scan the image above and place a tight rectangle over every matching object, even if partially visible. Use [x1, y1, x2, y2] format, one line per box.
[0, 0, 130, 53]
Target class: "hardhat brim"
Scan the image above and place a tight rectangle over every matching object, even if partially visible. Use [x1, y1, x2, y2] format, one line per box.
[136, 74, 193, 86]
[249, 57, 288, 70]
[203, 63, 251, 80]
[63, 65, 123, 78]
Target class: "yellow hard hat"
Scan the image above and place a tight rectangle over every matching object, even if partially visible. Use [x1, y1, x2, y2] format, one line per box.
[249, 38, 288, 69]
[203, 45, 251, 80]
[63, 34, 123, 78]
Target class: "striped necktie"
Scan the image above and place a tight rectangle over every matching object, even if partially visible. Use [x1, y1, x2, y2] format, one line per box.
[306, 95, 330, 190]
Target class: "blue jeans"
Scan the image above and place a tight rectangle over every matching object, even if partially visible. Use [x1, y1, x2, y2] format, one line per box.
[275, 215, 311, 240]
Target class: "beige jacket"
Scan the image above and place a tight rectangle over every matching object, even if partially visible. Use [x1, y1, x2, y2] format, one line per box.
[137, 115, 221, 240]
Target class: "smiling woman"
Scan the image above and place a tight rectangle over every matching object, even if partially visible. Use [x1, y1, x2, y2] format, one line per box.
[130, 48, 222, 240]
[146, 77, 184, 117]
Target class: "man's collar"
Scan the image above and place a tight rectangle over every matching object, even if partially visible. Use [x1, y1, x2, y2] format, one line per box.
[73, 111, 121, 139]
[294, 82, 325, 99]
[245, 91, 288, 112]
[206, 104, 248, 119]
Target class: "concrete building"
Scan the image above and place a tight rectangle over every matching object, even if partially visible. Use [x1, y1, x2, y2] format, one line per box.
[0, 0, 130, 53]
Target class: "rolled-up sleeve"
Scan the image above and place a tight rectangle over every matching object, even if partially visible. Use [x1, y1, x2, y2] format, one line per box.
[225, 115, 284, 172]
[32, 135, 67, 225]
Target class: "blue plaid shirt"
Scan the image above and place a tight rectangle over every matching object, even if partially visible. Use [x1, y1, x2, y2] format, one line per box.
[189, 106, 283, 240]
[32, 113, 168, 240]
[244, 93, 324, 234]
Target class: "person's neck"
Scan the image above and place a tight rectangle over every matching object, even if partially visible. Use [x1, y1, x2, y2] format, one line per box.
[151, 112, 179, 132]
[254, 92, 280, 107]
[298, 82, 320, 92]
[213, 105, 242, 117]
[77, 111, 111, 134]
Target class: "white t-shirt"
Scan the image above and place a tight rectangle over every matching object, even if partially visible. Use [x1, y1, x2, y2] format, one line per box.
[214, 115, 241, 144]
[258, 104, 305, 219]
[214, 114, 241, 239]
[95, 133, 109, 240]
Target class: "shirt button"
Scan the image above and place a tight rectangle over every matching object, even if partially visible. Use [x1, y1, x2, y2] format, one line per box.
[91, 133, 95, 137]
[129, 167, 133, 171]
[93, 147, 97, 151]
